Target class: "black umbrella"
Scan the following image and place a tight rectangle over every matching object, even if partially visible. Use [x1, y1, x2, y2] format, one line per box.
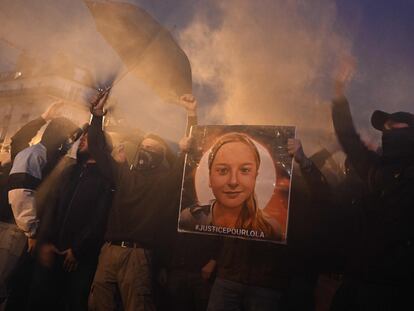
[84, 0, 192, 102]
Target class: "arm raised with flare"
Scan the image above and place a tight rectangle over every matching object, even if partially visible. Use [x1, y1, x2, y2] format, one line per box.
[331, 57, 379, 181]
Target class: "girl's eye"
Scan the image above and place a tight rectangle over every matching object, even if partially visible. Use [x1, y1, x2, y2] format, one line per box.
[240, 167, 251, 174]
[217, 167, 228, 175]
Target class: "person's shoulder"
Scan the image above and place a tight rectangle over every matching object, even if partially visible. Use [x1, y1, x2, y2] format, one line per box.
[180, 202, 212, 227]
[15, 144, 39, 156]
[10, 144, 47, 178]
[187, 202, 211, 214]
[21, 143, 46, 157]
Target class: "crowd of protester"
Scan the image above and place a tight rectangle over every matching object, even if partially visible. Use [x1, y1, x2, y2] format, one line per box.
[0, 60, 413, 311]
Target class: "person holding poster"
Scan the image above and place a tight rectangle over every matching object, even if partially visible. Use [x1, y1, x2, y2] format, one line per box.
[206, 137, 332, 311]
[180, 132, 281, 240]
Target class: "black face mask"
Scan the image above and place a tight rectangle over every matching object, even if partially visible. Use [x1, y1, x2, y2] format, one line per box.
[381, 127, 414, 159]
[76, 150, 91, 163]
[133, 148, 164, 170]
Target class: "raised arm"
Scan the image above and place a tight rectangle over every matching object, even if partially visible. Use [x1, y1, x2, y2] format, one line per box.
[332, 97, 379, 181]
[88, 89, 117, 184]
[154, 94, 199, 257]
[10, 100, 63, 161]
[331, 58, 379, 181]
[162, 94, 198, 189]
[288, 138, 331, 198]
[332, 56, 379, 180]
[88, 114, 117, 184]
[176, 93, 198, 135]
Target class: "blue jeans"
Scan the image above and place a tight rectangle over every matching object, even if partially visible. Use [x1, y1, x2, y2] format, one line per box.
[207, 278, 283, 311]
[165, 269, 212, 311]
[0, 222, 26, 301]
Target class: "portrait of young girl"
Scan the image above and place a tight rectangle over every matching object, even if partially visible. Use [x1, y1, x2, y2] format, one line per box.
[179, 126, 295, 243]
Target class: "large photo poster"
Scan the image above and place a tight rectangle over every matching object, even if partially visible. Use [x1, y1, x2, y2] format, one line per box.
[178, 125, 295, 243]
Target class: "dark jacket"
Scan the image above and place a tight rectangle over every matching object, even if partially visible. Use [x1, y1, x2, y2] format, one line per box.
[88, 115, 183, 248]
[37, 160, 113, 261]
[332, 96, 414, 284]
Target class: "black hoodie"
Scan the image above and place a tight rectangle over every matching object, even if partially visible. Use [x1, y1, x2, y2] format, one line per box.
[332, 96, 414, 285]
[88, 115, 182, 248]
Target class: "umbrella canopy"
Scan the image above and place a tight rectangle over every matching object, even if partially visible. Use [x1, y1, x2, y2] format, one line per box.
[84, 0, 192, 101]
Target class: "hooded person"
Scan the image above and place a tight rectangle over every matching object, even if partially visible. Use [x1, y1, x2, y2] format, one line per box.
[3, 116, 77, 310]
[370, 110, 414, 160]
[8, 117, 78, 243]
[330, 76, 414, 310]
[87, 91, 196, 311]
[1, 102, 68, 226]
[26, 123, 114, 311]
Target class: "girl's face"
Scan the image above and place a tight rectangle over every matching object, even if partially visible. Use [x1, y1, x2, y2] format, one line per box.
[209, 141, 258, 210]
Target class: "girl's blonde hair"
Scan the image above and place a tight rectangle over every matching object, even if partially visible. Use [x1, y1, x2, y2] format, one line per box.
[208, 132, 275, 238]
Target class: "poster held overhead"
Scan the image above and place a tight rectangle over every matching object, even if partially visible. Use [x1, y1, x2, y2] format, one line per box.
[178, 125, 295, 244]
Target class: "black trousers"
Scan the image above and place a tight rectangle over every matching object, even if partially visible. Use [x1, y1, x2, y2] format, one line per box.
[27, 256, 97, 311]
[4, 252, 34, 311]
